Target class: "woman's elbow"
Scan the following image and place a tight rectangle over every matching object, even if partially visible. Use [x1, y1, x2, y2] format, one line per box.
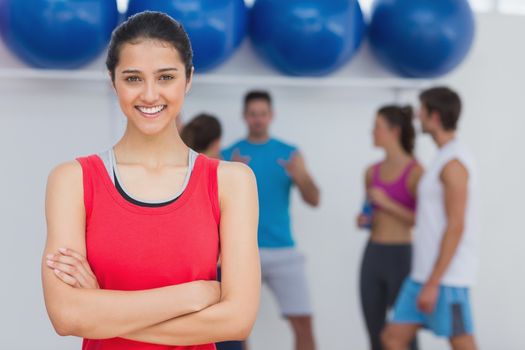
[214, 300, 257, 341]
[225, 318, 254, 341]
[49, 305, 100, 338]
[48, 308, 79, 337]
[52, 321, 72, 337]
[230, 307, 258, 340]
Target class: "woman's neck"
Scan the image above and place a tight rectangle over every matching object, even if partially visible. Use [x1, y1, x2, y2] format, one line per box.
[114, 122, 188, 167]
[383, 144, 411, 164]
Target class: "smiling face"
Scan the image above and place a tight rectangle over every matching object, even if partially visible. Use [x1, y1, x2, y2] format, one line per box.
[112, 39, 192, 136]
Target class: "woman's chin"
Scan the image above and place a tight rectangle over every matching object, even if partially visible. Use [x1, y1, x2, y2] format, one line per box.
[132, 120, 171, 137]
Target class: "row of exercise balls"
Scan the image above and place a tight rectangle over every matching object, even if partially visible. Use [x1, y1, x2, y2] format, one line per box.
[250, 0, 365, 76]
[126, 0, 247, 72]
[0, 0, 246, 72]
[369, 0, 475, 78]
[129, 0, 366, 76]
[253, 0, 475, 77]
[0, 0, 476, 78]
[0, 0, 363, 75]
[0, 0, 119, 69]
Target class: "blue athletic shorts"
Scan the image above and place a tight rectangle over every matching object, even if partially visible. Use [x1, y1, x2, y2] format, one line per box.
[390, 278, 474, 338]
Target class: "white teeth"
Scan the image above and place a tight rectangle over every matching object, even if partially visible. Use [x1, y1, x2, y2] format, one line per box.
[137, 105, 165, 114]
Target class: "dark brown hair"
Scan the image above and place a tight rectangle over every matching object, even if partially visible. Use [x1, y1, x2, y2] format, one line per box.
[106, 11, 193, 82]
[377, 105, 415, 155]
[244, 90, 272, 112]
[181, 113, 222, 152]
[419, 86, 462, 131]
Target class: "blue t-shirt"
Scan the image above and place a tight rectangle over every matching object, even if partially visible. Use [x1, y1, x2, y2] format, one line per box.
[222, 138, 297, 248]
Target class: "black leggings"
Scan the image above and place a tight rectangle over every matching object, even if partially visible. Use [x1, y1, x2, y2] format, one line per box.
[360, 242, 418, 350]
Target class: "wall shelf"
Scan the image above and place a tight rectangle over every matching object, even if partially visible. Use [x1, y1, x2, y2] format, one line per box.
[0, 68, 431, 90]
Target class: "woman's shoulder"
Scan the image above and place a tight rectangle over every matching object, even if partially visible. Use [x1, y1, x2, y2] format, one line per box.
[365, 160, 382, 178]
[216, 160, 258, 208]
[367, 161, 382, 172]
[48, 160, 82, 183]
[217, 160, 255, 182]
[409, 159, 425, 175]
[406, 159, 425, 186]
[48, 153, 100, 183]
[46, 160, 85, 204]
[217, 160, 256, 193]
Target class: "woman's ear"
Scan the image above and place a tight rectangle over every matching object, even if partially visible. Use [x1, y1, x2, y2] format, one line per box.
[108, 71, 116, 90]
[392, 125, 402, 139]
[185, 66, 194, 94]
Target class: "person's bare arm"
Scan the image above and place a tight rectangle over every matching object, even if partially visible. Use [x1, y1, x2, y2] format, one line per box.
[365, 166, 373, 189]
[370, 189, 415, 225]
[120, 161, 261, 345]
[417, 159, 468, 313]
[42, 161, 220, 339]
[357, 166, 373, 228]
[295, 170, 321, 207]
[281, 152, 320, 207]
[407, 163, 424, 199]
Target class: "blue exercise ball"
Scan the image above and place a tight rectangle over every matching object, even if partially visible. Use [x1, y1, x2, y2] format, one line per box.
[127, 0, 247, 72]
[0, 0, 119, 69]
[369, 0, 475, 78]
[249, 0, 366, 76]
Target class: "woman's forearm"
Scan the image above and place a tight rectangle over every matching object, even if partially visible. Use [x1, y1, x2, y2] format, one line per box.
[53, 281, 215, 339]
[121, 299, 255, 346]
[382, 199, 415, 226]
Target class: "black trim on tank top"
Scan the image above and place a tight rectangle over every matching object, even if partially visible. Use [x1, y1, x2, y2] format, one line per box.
[113, 170, 178, 208]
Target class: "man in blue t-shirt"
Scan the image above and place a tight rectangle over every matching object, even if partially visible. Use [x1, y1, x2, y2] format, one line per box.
[222, 90, 320, 350]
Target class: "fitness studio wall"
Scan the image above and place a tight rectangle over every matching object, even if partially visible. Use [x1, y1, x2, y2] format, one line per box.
[1, 0, 524, 349]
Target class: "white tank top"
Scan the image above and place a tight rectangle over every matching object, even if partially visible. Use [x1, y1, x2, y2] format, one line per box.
[411, 139, 479, 287]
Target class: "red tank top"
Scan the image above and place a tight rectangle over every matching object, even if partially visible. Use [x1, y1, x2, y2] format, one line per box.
[76, 153, 220, 350]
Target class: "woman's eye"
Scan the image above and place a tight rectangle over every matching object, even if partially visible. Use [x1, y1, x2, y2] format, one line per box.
[126, 76, 141, 82]
[159, 75, 174, 81]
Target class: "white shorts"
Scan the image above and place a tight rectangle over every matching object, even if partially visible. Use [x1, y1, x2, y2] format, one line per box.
[260, 247, 313, 317]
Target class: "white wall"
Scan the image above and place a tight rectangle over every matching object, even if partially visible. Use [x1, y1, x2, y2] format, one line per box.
[1, 13, 524, 349]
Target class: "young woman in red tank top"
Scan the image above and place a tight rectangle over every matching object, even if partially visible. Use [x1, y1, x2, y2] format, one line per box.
[356, 105, 424, 350]
[42, 12, 260, 349]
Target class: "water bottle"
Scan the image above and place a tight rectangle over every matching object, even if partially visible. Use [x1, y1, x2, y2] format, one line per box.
[360, 198, 374, 230]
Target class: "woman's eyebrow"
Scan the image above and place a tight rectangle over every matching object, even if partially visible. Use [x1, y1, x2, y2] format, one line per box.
[156, 67, 178, 73]
[121, 68, 141, 74]
[120, 67, 179, 74]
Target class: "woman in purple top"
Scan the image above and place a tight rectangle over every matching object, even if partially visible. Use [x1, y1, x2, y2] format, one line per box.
[356, 105, 424, 350]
